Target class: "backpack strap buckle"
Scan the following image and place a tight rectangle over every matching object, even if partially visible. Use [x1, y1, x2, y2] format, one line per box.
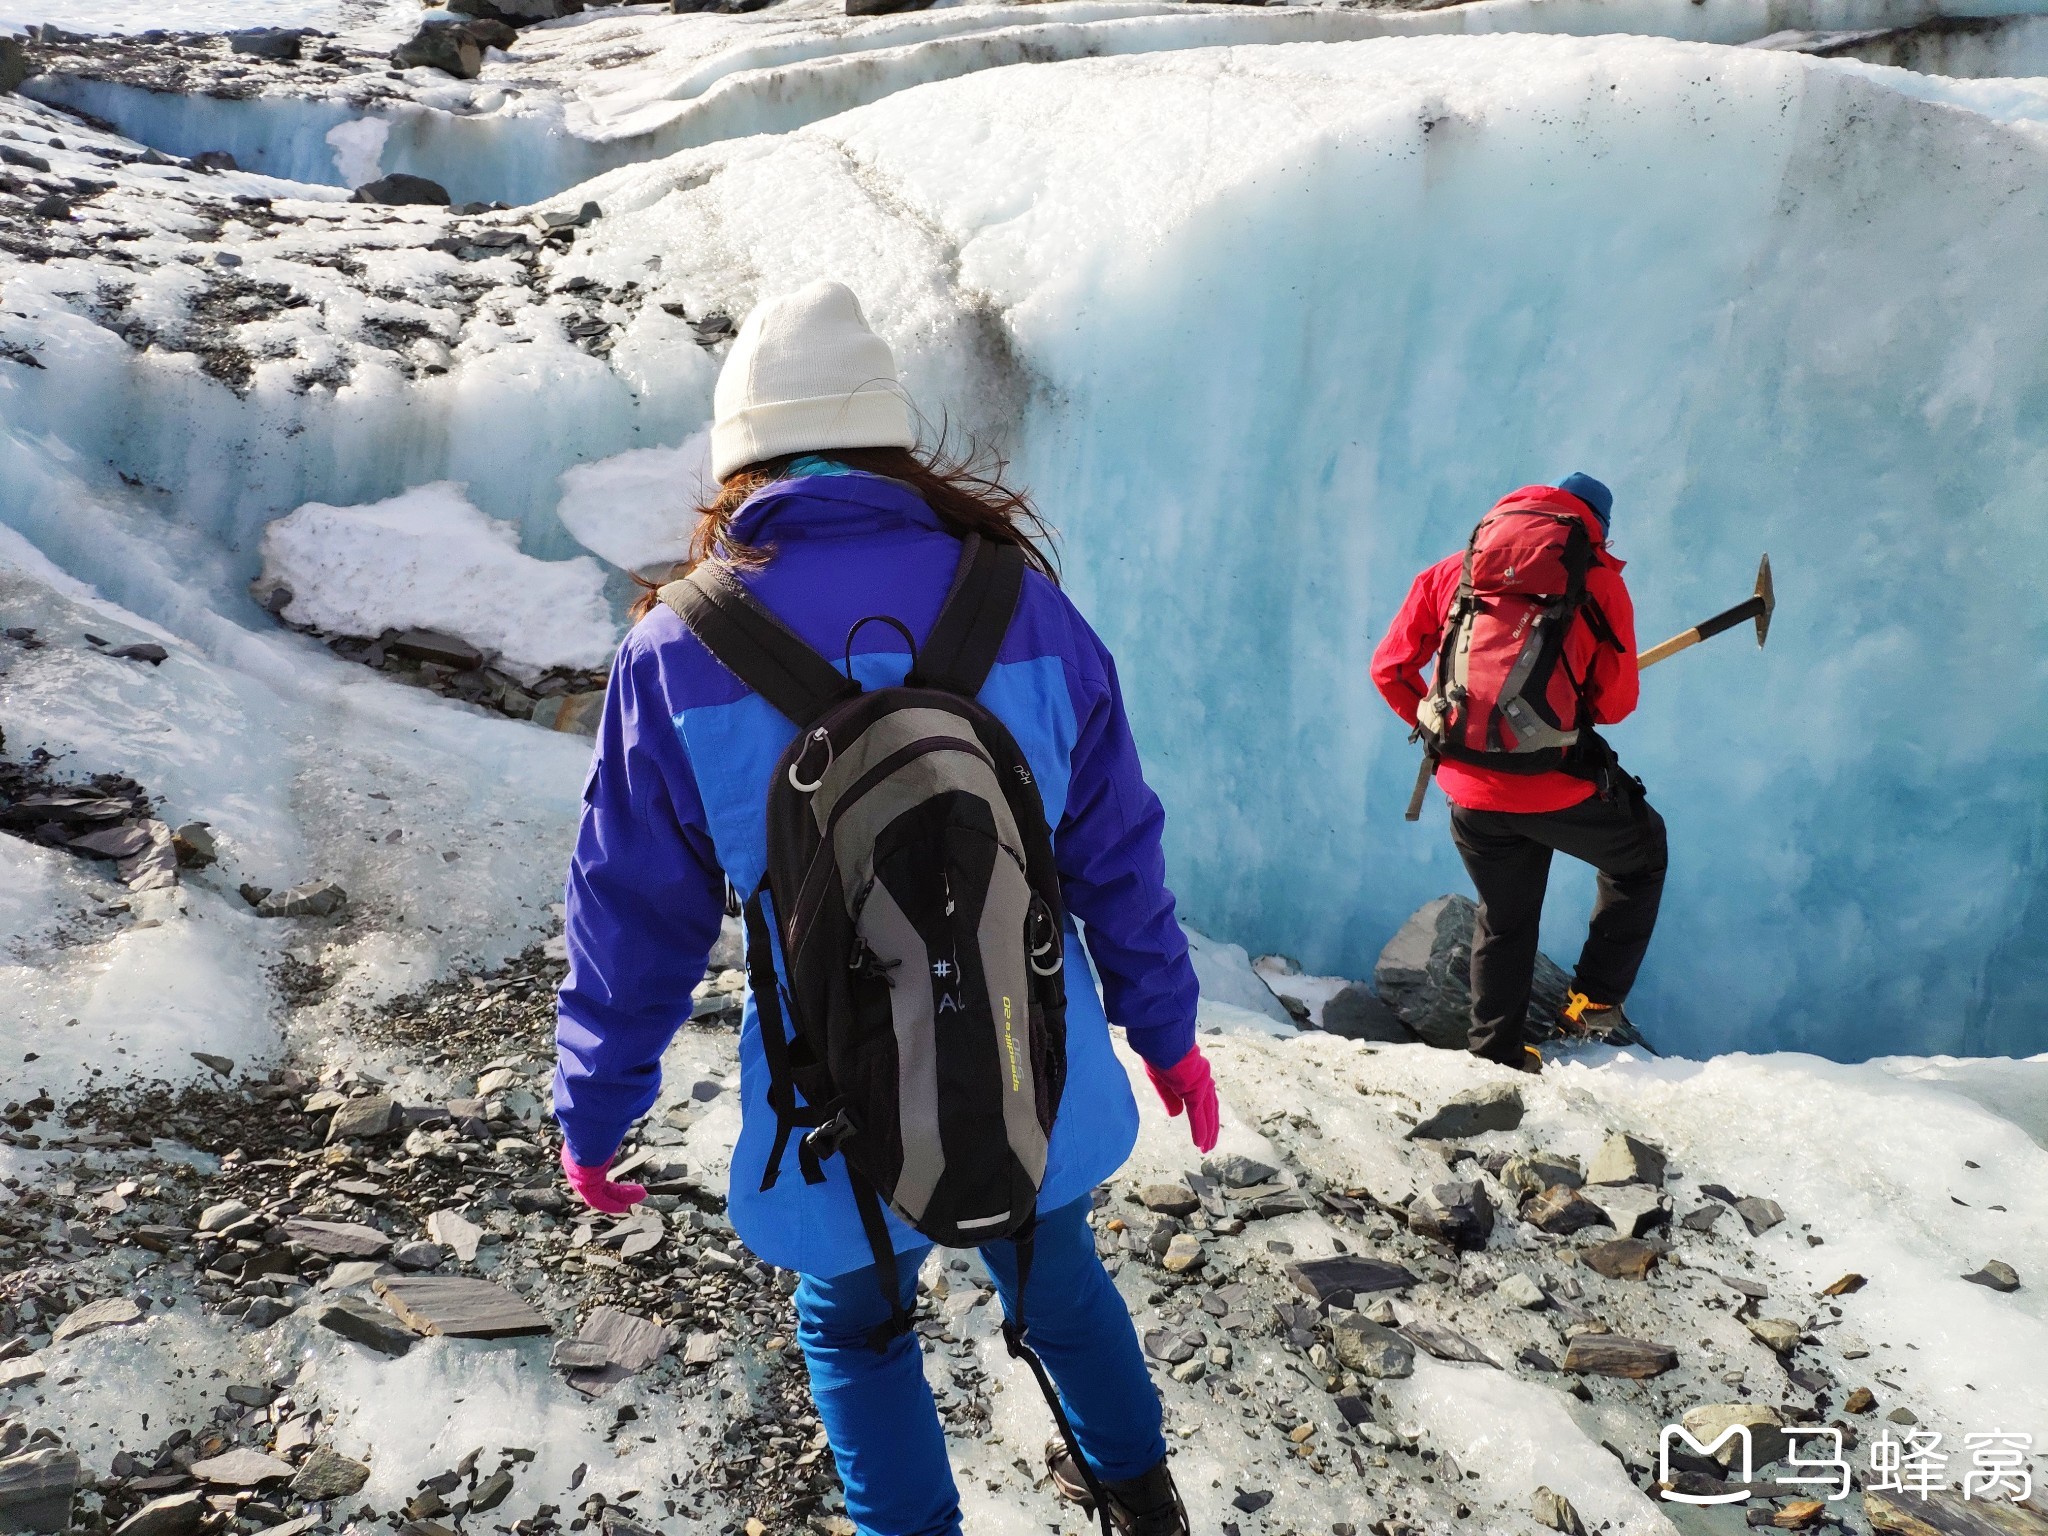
[802, 1106, 857, 1163]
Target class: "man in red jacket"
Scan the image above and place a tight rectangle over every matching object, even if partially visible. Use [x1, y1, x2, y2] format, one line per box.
[1370, 474, 1667, 1071]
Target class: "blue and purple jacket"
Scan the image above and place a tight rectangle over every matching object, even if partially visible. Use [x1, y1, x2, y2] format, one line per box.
[552, 469, 1200, 1278]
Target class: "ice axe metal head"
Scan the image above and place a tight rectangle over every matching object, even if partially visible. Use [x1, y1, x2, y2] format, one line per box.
[1751, 553, 1774, 649]
[1637, 554, 1775, 671]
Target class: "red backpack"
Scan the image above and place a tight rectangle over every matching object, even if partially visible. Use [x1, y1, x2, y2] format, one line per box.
[1405, 500, 1619, 818]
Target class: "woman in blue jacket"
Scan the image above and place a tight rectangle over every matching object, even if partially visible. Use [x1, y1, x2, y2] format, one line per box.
[551, 281, 1217, 1536]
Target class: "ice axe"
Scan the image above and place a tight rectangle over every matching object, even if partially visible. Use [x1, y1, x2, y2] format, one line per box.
[1638, 555, 1774, 670]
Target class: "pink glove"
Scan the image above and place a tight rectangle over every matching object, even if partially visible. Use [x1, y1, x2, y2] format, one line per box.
[560, 1144, 646, 1214]
[1145, 1046, 1220, 1154]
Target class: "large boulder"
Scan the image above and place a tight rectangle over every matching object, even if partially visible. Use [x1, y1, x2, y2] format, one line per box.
[392, 24, 481, 79]
[1373, 894, 1571, 1050]
[449, 0, 583, 22]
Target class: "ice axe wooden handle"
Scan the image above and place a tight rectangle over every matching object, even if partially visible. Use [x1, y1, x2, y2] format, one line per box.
[1639, 554, 1774, 671]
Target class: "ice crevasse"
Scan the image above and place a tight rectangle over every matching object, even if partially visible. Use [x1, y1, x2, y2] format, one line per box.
[7, 31, 2048, 1061]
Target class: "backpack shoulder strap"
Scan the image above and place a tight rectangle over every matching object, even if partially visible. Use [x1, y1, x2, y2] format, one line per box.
[660, 564, 859, 725]
[907, 533, 1027, 697]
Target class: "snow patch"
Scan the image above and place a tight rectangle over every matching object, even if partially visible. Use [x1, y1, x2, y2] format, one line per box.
[325, 115, 391, 189]
[260, 483, 620, 676]
[553, 430, 712, 573]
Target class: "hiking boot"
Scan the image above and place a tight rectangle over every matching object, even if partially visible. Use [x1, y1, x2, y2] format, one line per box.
[1516, 1044, 1544, 1074]
[1046, 1440, 1190, 1536]
[1560, 991, 1636, 1042]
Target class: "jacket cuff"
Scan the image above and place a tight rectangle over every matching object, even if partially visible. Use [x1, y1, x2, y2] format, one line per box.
[1125, 1016, 1198, 1073]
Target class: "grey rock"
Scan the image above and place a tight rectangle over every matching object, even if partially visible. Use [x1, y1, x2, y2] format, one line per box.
[1407, 1180, 1494, 1251]
[199, 1199, 253, 1232]
[113, 1490, 205, 1536]
[552, 1340, 609, 1370]
[1680, 1404, 1789, 1466]
[0, 1447, 79, 1533]
[1746, 1317, 1802, 1354]
[427, 1208, 483, 1262]
[289, 1449, 369, 1501]
[1586, 1132, 1666, 1187]
[1285, 1255, 1418, 1310]
[171, 823, 217, 867]
[258, 879, 348, 919]
[1375, 894, 1572, 1050]
[1578, 1237, 1660, 1280]
[285, 1218, 391, 1259]
[228, 27, 304, 59]
[1399, 1320, 1499, 1367]
[1679, 1204, 1724, 1233]
[1561, 1334, 1677, 1378]
[0, 36, 27, 95]
[1138, 1184, 1200, 1218]
[1497, 1273, 1547, 1310]
[241, 1296, 291, 1329]
[0, 1356, 44, 1391]
[51, 1296, 142, 1343]
[563, 1307, 672, 1397]
[1407, 1083, 1524, 1140]
[189, 1050, 232, 1077]
[1523, 1185, 1613, 1236]
[391, 24, 481, 78]
[1735, 1196, 1785, 1236]
[391, 1240, 447, 1271]
[1501, 1152, 1584, 1199]
[450, 0, 583, 19]
[372, 1275, 551, 1339]
[326, 1094, 398, 1142]
[531, 689, 604, 736]
[1962, 1259, 2020, 1293]
[1330, 1315, 1414, 1378]
[1202, 1154, 1279, 1189]
[1320, 983, 1415, 1043]
[189, 1449, 293, 1488]
[1581, 1184, 1671, 1239]
[388, 627, 480, 665]
[1531, 1487, 1586, 1536]
[844, 0, 934, 12]
[682, 1332, 720, 1366]
[314, 1296, 414, 1356]
[470, 1471, 515, 1513]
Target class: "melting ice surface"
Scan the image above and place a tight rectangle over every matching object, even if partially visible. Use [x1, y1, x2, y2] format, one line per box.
[1, 0, 2046, 1072]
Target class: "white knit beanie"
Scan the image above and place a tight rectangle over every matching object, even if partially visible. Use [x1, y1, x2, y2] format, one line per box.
[710, 281, 916, 482]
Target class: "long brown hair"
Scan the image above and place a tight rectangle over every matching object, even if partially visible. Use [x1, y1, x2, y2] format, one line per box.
[627, 440, 1060, 622]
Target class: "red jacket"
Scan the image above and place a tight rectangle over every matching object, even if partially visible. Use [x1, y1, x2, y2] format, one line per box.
[1371, 487, 1639, 814]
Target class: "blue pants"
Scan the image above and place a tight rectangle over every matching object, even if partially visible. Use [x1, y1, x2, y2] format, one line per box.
[794, 1193, 1166, 1536]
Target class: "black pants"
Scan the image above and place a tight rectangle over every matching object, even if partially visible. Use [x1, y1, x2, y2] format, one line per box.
[1449, 793, 1668, 1065]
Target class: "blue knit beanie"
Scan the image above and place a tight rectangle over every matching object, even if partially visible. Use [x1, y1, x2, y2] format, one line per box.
[1557, 472, 1612, 532]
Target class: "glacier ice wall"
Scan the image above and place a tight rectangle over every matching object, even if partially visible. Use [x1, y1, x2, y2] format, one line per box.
[559, 34, 2048, 1059]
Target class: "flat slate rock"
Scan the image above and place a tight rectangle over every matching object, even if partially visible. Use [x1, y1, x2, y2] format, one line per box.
[1524, 1185, 1613, 1236]
[373, 1275, 550, 1339]
[426, 1208, 483, 1263]
[1285, 1255, 1418, 1309]
[285, 1218, 391, 1259]
[188, 1450, 293, 1487]
[0, 1355, 45, 1390]
[1735, 1196, 1785, 1235]
[112, 1489, 205, 1536]
[314, 1295, 415, 1356]
[1562, 1333, 1677, 1378]
[0, 1446, 80, 1533]
[289, 1449, 369, 1501]
[1864, 1487, 2048, 1534]
[1407, 1083, 1524, 1141]
[1962, 1260, 2020, 1293]
[1398, 1320, 1500, 1368]
[51, 1296, 143, 1343]
[564, 1307, 671, 1396]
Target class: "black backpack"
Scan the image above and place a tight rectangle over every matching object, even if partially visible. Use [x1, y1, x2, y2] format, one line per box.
[664, 534, 1126, 1522]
